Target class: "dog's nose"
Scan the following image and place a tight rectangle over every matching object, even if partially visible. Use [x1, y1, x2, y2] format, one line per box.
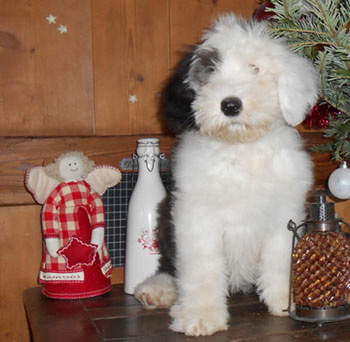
[220, 97, 243, 116]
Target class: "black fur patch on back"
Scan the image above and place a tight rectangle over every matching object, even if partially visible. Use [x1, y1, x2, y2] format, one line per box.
[156, 188, 177, 277]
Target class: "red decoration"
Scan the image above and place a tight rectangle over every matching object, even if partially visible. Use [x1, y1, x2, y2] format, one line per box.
[253, 1, 275, 21]
[137, 228, 160, 254]
[303, 103, 340, 129]
[58, 236, 97, 269]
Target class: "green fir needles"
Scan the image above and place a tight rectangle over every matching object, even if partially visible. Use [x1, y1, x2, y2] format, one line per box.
[268, 0, 350, 161]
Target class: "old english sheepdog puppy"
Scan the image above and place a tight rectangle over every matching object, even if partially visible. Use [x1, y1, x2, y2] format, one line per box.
[135, 14, 319, 336]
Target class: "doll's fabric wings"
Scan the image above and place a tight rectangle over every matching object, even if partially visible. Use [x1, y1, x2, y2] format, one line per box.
[85, 166, 122, 196]
[25, 166, 60, 204]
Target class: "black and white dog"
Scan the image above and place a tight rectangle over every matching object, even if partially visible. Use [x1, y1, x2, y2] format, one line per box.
[135, 14, 319, 336]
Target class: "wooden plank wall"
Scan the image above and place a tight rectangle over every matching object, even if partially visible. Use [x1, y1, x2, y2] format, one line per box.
[0, 1, 347, 342]
[0, 1, 260, 341]
[0, 0, 95, 136]
[92, 0, 169, 134]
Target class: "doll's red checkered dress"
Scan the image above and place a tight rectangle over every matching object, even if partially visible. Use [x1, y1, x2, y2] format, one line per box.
[40, 180, 112, 284]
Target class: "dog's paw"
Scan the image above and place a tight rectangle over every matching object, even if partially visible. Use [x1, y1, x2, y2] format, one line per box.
[265, 290, 290, 317]
[269, 304, 289, 317]
[169, 304, 229, 336]
[134, 273, 176, 309]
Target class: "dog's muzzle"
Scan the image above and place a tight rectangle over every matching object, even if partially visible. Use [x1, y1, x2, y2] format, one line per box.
[220, 97, 243, 116]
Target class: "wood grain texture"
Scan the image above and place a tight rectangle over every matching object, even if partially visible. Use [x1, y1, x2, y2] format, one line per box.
[23, 287, 101, 342]
[111, 267, 125, 285]
[0, 205, 42, 342]
[0, 0, 94, 136]
[92, 0, 169, 135]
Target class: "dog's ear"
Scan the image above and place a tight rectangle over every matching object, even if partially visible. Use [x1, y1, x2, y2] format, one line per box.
[278, 52, 319, 126]
[163, 51, 198, 134]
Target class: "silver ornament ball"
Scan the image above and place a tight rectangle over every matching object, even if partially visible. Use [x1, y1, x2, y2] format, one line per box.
[328, 161, 350, 199]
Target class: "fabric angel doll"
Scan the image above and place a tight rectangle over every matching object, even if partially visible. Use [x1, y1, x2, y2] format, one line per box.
[25, 151, 122, 299]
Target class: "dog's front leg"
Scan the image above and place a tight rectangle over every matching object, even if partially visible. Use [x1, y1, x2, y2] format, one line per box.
[169, 210, 229, 336]
[257, 226, 292, 316]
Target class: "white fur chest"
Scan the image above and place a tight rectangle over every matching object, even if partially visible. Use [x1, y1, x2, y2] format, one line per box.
[173, 128, 311, 201]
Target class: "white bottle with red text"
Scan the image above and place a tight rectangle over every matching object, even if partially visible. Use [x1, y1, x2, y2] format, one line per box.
[124, 138, 166, 294]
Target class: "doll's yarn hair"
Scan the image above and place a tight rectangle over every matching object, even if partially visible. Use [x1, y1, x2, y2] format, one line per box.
[44, 151, 95, 182]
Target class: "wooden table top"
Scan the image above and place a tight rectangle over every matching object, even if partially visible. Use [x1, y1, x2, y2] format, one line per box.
[23, 284, 350, 341]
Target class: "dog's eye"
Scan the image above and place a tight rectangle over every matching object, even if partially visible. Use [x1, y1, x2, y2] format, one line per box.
[248, 64, 260, 74]
[206, 66, 216, 73]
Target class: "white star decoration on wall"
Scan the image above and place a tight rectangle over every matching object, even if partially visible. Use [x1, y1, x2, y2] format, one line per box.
[45, 14, 68, 34]
[58, 25, 68, 34]
[129, 94, 138, 103]
[46, 14, 56, 24]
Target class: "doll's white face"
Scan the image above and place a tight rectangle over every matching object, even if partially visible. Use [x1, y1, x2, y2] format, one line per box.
[59, 155, 85, 181]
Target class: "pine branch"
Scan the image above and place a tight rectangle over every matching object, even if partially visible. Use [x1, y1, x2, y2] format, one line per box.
[268, 0, 350, 161]
[269, 27, 332, 37]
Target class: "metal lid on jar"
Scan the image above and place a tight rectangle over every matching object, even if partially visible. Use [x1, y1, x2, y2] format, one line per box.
[306, 191, 341, 232]
[309, 191, 335, 222]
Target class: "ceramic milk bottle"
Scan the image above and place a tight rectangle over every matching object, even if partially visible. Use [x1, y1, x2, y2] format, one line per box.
[124, 138, 166, 294]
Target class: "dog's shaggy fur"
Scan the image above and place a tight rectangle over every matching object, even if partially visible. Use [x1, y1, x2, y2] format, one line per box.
[135, 14, 319, 336]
